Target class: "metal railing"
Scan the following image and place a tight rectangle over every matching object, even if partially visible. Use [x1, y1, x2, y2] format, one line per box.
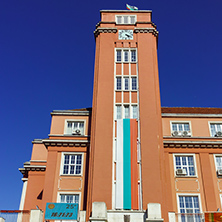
[0, 210, 30, 222]
[175, 213, 205, 222]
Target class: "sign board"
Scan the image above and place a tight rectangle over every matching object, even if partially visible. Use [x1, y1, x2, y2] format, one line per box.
[205, 213, 222, 222]
[45, 203, 79, 220]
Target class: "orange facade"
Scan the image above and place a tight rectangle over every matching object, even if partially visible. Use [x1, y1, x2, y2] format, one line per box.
[18, 10, 222, 222]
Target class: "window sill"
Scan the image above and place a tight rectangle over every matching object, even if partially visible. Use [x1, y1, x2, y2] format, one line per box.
[116, 23, 136, 26]
[115, 90, 137, 92]
[60, 174, 83, 177]
[63, 134, 85, 137]
[175, 175, 197, 178]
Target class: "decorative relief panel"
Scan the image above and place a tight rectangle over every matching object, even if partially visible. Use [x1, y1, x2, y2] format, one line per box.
[58, 177, 82, 191]
[175, 179, 200, 192]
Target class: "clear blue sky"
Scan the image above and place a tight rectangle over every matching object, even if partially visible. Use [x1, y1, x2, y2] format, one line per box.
[0, 0, 222, 210]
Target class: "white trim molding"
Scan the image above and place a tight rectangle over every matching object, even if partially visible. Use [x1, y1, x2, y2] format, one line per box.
[60, 152, 84, 176]
[173, 153, 198, 178]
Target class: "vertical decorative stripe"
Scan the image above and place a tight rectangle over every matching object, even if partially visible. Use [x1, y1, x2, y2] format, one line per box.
[123, 119, 131, 209]
[130, 119, 139, 210]
[116, 120, 123, 209]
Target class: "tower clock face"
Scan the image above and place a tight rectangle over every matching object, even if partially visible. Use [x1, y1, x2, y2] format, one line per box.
[118, 30, 133, 40]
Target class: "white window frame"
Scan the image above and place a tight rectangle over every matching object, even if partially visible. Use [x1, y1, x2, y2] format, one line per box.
[132, 105, 138, 119]
[116, 49, 122, 62]
[116, 77, 122, 90]
[115, 104, 138, 120]
[115, 15, 137, 24]
[115, 48, 137, 63]
[213, 154, 222, 177]
[173, 154, 197, 177]
[208, 122, 222, 137]
[123, 50, 129, 62]
[123, 77, 130, 91]
[220, 194, 222, 209]
[131, 50, 137, 62]
[124, 105, 130, 119]
[131, 77, 138, 91]
[116, 105, 122, 120]
[64, 119, 86, 136]
[176, 193, 202, 217]
[60, 152, 84, 176]
[170, 121, 192, 137]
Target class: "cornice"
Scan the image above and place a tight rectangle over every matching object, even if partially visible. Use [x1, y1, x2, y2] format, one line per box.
[134, 28, 158, 37]
[164, 136, 222, 139]
[19, 165, 46, 175]
[95, 21, 156, 29]
[42, 139, 90, 148]
[136, 21, 157, 28]
[51, 110, 91, 116]
[164, 140, 222, 148]
[94, 27, 158, 38]
[94, 28, 118, 37]
[32, 139, 43, 144]
[48, 134, 90, 138]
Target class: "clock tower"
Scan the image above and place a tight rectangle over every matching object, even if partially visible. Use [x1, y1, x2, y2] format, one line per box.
[87, 10, 165, 220]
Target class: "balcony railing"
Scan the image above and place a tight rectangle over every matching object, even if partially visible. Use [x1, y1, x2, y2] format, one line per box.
[175, 213, 205, 222]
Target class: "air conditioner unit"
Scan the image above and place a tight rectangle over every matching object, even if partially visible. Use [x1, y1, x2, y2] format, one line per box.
[72, 129, 81, 135]
[217, 169, 222, 176]
[176, 168, 187, 176]
[215, 131, 222, 137]
[172, 131, 179, 137]
[182, 131, 191, 137]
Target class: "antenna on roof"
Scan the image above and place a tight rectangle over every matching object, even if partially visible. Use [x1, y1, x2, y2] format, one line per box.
[126, 4, 138, 11]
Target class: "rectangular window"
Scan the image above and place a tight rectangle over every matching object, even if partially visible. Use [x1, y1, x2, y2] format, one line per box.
[116, 49, 137, 63]
[62, 154, 82, 175]
[178, 195, 201, 222]
[123, 16, 128, 24]
[214, 155, 222, 177]
[60, 194, 79, 204]
[215, 156, 222, 170]
[171, 122, 191, 137]
[123, 50, 129, 62]
[124, 78, 129, 90]
[116, 16, 122, 24]
[116, 105, 122, 119]
[174, 155, 196, 176]
[130, 16, 136, 24]
[132, 105, 138, 119]
[67, 121, 84, 135]
[124, 105, 130, 119]
[210, 123, 222, 137]
[131, 50, 136, 62]
[132, 77, 137, 90]
[116, 50, 122, 62]
[116, 77, 122, 90]
[115, 15, 136, 24]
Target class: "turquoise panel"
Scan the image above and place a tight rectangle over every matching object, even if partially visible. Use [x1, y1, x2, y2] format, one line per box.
[123, 119, 131, 209]
[45, 203, 78, 220]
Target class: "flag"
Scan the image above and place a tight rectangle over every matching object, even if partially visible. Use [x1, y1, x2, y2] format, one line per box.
[126, 4, 138, 11]
[116, 119, 139, 210]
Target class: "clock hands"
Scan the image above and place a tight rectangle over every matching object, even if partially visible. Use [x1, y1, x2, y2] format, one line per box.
[119, 30, 133, 40]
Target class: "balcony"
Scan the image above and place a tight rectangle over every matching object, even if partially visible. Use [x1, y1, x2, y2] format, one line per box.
[175, 213, 204, 222]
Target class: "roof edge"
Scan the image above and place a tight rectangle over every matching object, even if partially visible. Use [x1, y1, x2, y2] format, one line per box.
[161, 107, 222, 114]
[100, 10, 152, 13]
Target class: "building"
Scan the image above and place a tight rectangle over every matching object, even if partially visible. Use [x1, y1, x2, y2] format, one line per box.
[18, 9, 222, 222]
